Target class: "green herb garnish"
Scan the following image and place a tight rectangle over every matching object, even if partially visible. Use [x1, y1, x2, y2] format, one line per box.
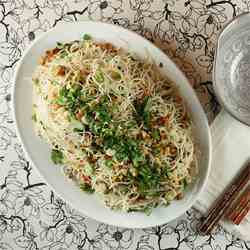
[134, 96, 151, 128]
[84, 163, 94, 176]
[162, 164, 170, 177]
[94, 70, 104, 83]
[151, 129, 160, 140]
[183, 178, 188, 190]
[33, 79, 39, 86]
[80, 183, 94, 193]
[83, 34, 92, 40]
[32, 113, 37, 122]
[142, 206, 153, 216]
[73, 128, 84, 133]
[105, 160, 113, 168]
[71, 119, 84, 130]
[138, 162, 160, 193]
[51, 149, 64, 164]
[56, 42, 64, 49]
[59, 51, 68, 58]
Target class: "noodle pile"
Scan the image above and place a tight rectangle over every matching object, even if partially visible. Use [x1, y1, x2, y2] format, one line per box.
[32, 36, 197, 213]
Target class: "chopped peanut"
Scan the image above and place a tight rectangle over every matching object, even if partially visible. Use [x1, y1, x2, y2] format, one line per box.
[158, 115, 169, 126]
[76, 110, 84, 120]
[56, 65, 67, 76]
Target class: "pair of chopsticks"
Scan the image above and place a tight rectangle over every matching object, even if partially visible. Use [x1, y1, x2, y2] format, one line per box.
[227, 186, 250, 225]
[199, 162, 250, 235]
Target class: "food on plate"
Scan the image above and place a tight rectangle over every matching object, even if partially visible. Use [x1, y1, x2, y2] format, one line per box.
[32, 35, 197, 213]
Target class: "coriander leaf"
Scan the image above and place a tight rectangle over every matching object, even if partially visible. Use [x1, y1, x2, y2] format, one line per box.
[134, 96, 151, 128]
[60, 51, 68, 58]
[51, 149, 64, 164]
[143, 206, 153, 216]
[132, 153, 144, 167]
[73, 128, 84, 133]
[32, 113, 37, 122]
[138, 163, 160, 193]
[56, 96, 67, 105]
[183, 178, 188, 190]
[84, 163, 94, 176]
[151, 129, 160, 140]
[105, 160, 113, 168]
[80, 183, 94, 193]
[56, 42, 64, 49]
[143, 111, 150, 127]
[83, 34, 91, 40]
[56, 85, 84, 113]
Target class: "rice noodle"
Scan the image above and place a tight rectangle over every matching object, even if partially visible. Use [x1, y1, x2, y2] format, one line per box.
[32, 38, 198, 213]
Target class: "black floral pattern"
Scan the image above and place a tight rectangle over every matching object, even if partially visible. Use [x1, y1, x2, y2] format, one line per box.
[0, 0, 249, 249]
[88, 0, 123, 21]
[101, 225, 134, 249]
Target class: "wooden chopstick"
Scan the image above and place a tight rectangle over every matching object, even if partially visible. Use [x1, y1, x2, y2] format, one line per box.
[233, 201, 250, 225]
[227, 186, 250, 225]
[199, 162, 250, 234]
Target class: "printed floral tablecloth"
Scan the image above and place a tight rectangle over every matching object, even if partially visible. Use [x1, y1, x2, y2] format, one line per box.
[0, 0, 250, 249]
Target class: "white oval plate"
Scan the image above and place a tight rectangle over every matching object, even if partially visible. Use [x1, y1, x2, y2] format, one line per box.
[13, 21, 212, 228]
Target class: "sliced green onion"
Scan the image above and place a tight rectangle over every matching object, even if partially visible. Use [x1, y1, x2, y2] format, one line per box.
[94, 70, 104, 83]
